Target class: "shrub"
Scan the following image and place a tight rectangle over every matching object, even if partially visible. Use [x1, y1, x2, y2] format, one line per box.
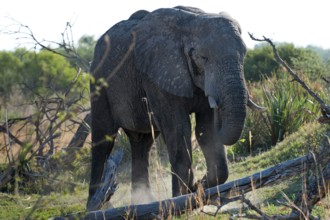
[231, 74, 320, 157]
[261, 74, 318, 145]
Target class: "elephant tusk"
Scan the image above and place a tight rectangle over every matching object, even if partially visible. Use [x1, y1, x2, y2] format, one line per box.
[247, 97, 267, 112]
[208, 96, 219, 109]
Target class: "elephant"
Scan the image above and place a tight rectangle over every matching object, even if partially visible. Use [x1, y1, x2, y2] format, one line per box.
[87, 6, 262, 209]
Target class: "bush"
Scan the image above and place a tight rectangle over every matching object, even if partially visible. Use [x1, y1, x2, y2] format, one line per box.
[244, 43, 326, 82]
[244, 45, 278, 82]
[262, 73, 319, 145]
[231, 73, 320, 157]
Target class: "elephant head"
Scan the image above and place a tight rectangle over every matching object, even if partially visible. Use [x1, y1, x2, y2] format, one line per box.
[134, 8, 248, 145]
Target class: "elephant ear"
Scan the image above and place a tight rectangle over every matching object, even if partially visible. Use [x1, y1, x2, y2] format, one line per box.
[133, 9, 193, 97]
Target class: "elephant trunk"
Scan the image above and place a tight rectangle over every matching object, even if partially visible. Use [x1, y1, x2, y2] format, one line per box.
[206, 57, 247, 145]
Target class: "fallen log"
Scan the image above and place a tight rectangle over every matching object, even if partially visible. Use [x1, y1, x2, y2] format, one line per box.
[55, 149, 329, 220]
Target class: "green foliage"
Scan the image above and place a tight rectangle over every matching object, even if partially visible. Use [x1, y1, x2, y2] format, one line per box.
[290, 47, 325, 81]
[70, 147, 92, 182]
[229, 122, 329, 179]
[307, 45, 330, 63]
[261, 74, 318, 145]
[244, 45, 278, 81]
[228, 123, 330, 219]
[0, 36, 94, 103]
[231, 74, 320, 156]
[0, 192, 86, 220]
[0, 51, 22, 101]
[19, 50, 77, 95]
[76, 35, 96, 63]
[233, 42, 329, 157]
[244, 43, 326, 82]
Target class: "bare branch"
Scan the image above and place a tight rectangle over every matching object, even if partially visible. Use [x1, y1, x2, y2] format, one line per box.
[0, 125, 24, 147]
[4, 19, 90, 71]
[240, 191, 272, 220]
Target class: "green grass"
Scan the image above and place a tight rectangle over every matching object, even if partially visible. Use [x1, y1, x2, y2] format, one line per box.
[228, 122, 328, 180]
[0, 191, 87, 220]
[224, 121, 330, 219]
[0, 122, 329, 219]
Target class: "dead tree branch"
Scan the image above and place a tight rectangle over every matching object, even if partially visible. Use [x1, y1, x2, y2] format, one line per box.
[248, 33, 330, 124]
[239, 191, 273, 220]
[0, 125, 24, 147]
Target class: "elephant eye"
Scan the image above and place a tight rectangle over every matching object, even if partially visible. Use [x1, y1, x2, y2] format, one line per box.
[201, 56, 208, 63]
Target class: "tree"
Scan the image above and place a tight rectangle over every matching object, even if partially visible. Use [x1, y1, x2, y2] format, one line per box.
[244, 44, 278, 81]
[17, 49, 78, 96]
[0, 51, 22, 101]
[76, 35, 96, 63]
[283, 44, 325, 81]
[244, 43, 326, 82]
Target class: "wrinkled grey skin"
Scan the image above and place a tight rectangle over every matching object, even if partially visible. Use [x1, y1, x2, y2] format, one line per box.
[88, 6, 248, 208]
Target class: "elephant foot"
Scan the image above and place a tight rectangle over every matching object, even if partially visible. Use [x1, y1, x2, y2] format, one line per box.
[193, 174, 223, 192]
[131, 185, 155, 205]
[191, 178, 207, 193]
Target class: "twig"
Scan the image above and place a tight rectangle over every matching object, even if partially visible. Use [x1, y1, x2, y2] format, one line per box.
[5, 19, 90, 71]
[0, 125, 24, 147]
[5, 107, 14, 163]
[240, 190, 272, 220]
[64, 68, 82, 97]
[142, 97, 156, 141]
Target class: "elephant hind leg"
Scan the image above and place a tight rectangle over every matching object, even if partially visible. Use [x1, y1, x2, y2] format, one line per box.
[125, 130, 160, 204]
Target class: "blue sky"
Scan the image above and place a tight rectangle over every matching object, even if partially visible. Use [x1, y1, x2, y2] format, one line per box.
[1, 0, 330, 50]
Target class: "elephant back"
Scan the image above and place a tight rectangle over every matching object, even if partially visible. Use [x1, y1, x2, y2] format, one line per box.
[90, 18, 140, 78]
[129, 10, 149, 20]
[174, 6, 206, 14]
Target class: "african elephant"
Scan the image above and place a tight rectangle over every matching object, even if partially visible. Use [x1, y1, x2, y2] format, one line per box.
[87, 6, 262, 209]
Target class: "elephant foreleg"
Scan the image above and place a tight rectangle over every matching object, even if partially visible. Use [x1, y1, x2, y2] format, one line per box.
[125, 130, 160, 204]
[195, 111, 229, 187]
[161, 119, 194, 197]
[142, 81, 194, 197]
